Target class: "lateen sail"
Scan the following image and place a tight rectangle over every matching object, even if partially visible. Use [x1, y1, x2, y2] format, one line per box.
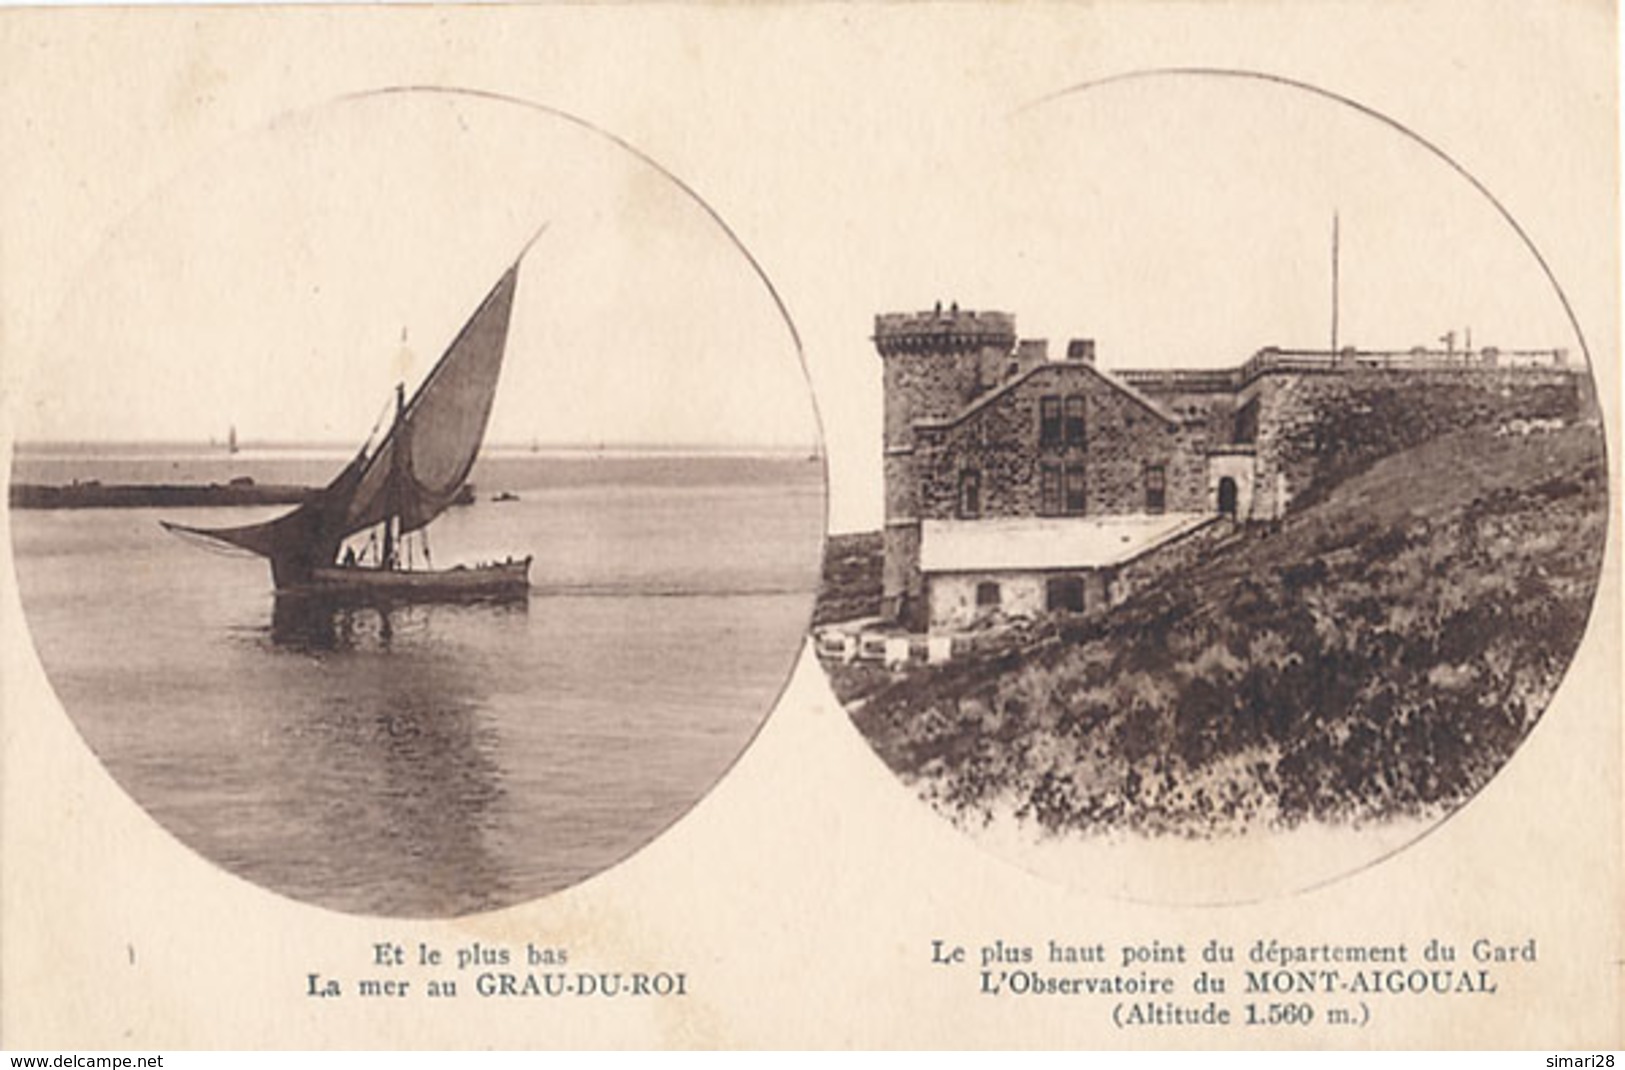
[344, 263, 519, 535]
[165, 450, 371, 587]
[164, 254, 525, 588]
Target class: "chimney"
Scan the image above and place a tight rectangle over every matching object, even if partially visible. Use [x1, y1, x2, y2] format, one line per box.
[1017, 338, 1049, 365]
[1066, 338, 1095, 365]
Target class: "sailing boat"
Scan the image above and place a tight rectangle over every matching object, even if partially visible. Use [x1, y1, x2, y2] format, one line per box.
[163, 230, 544, 601]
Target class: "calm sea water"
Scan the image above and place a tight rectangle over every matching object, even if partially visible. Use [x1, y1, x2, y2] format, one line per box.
[10, 448, 824, 917]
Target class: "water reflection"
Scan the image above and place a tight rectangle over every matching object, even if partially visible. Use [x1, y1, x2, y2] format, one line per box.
[250, 596, 529, 916]
[269, 592, 530, 653]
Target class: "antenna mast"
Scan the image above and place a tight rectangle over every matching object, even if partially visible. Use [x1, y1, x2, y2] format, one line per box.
[1330, 211, 1340, 356]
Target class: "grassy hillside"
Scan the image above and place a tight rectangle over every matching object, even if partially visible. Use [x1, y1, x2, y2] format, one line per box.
[813, 531, 882, 626]
[839, 422, 1608, 836]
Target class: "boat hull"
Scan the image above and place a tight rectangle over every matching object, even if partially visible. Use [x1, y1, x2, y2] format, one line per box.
[285, 557, 532, 602]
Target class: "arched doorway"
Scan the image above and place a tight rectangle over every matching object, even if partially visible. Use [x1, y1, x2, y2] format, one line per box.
[1218, 477, 1239, 517]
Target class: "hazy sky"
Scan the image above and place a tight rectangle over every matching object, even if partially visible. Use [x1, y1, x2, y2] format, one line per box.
[863, 74, 1581, 373]
[13, 90, 818, 450]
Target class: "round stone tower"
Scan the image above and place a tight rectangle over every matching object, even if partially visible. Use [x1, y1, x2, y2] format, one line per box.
[873, 307, 1017, 629]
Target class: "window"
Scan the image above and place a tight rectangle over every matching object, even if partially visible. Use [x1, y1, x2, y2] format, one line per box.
[1039, 395, 1062, 446]
[1145, 464, 1166, 514]
[1046, 576, 1086, 613]
[1039, 464, 1062, 516]
[1233, 398, 1260, 444]
[1064, 465, 1087, 515]
[957, 469, 981, 519]
[1064, 395, 1086, 446]
[976, 581, 1001, 607]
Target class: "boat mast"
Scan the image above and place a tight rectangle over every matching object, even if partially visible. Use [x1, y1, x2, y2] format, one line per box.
[382, 381, 406, 569]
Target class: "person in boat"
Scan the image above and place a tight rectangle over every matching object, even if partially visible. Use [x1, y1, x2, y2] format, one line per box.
[343, 546, 357, 568]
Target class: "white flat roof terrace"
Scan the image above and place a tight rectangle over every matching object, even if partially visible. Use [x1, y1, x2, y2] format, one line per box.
[919, 513, 1211, 573]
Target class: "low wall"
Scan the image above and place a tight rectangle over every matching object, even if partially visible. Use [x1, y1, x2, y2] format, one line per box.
[1110, 514, 1235, 604]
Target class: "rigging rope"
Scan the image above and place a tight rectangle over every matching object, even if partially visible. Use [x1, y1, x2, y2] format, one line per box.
[359, 392, 394, 456]
[161, 524, 261, 559]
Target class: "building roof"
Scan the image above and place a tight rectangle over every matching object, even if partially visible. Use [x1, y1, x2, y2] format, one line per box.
[920, 514, 1212, 573]
[914, 360, 1177, 432]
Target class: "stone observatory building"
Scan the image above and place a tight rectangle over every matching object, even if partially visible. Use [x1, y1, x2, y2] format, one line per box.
[875, 305, 1579, 633]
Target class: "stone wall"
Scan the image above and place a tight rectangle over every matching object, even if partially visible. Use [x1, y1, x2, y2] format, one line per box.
[925, 517, 1231, 632]
[1109, 514, 1235, 603]
[931, 571, 1031, 631]
[877, 309, 1019, 627]
[881, 522, 922, 625]
[1249, 366, 1588, 514]
[912, 363, 1207, 521]
[928, 569, 1113, 632]
[1132, 383, 1241, 450]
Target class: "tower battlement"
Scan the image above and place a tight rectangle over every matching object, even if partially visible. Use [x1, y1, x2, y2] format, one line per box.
[874, 309, 1017, 356]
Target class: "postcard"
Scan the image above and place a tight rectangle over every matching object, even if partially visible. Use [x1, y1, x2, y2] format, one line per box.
[1, 2, 1617, 1049]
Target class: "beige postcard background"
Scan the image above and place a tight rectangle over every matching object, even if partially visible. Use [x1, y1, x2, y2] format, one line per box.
[1, 1, 1620, 1049]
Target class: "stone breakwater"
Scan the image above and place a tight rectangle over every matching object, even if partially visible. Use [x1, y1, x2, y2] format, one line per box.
[10, 479, 314, 509]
